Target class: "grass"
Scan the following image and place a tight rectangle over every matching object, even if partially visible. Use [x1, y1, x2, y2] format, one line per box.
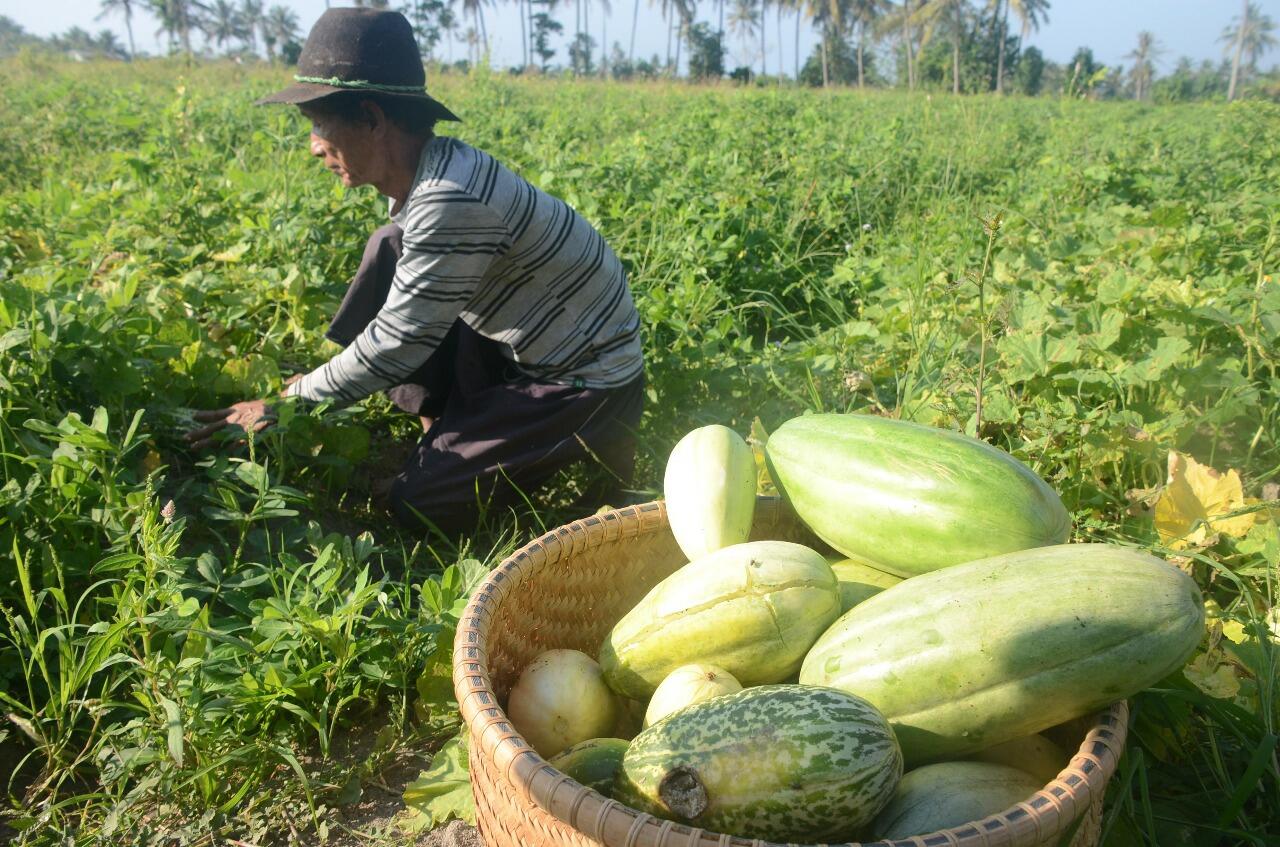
[0, 56, 1277, 845]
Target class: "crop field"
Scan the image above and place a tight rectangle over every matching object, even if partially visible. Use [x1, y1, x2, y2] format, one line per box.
[0, 57, 1277, 845]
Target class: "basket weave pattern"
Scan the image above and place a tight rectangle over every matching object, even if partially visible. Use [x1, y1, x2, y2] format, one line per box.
[453, 499, 1128, 847]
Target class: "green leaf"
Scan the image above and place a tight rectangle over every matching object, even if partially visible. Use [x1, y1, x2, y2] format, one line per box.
[1122, 336, 1191, 385]
[234, 460, 269, 491]
[401, 729, 475, 831]
[160, 696, 184, 767]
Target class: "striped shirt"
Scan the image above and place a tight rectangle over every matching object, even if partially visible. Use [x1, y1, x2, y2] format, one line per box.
[288, 135, 644, 405]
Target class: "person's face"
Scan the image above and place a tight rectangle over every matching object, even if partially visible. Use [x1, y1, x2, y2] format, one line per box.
[302, 106, 377, 189]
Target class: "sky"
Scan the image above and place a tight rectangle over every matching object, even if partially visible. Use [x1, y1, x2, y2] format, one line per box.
[4, 0, 1279, 75]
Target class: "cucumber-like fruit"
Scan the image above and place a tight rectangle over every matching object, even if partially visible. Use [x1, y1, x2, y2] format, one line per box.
[615, 685, 902, 842]
[800, 544, 1204, 763]
[548, 738, 630, 796]
[871, 762, 1042, 840]
[829, 556, 903, 613]
[765, 413, 1070, 576]
[507, 649, 618, 758]
[664, 424, 757, 561]
[600, 541, 839, 699]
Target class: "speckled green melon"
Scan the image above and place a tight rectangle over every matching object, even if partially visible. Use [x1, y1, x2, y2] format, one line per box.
[829, 557, 903, 613]
[547, 738, 630, 797]
[599, 541, 839, 699]
[765, 413, 1070, 577]
[800, 544, 1204, 764]
[870, 762, 1042, 840]
[614, 685, 902, 842]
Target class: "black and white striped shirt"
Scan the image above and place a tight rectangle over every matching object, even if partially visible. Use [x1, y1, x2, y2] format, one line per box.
[288, 136, 644, 404]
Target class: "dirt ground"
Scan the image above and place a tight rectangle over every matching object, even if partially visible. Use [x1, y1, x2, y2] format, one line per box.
[420, 820, 482, 847]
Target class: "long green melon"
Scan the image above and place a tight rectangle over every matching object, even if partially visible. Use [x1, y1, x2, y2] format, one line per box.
[664, 424, 757, 561]
[548, 738, 630, 797]
[800, 544, 1204, 764]
[600, 541, 839, 699]
[614, 685, 902, 842]
[829, 557, 903, 613]
[765, 413, 1070, 576]
[870, 762, 1042, 841]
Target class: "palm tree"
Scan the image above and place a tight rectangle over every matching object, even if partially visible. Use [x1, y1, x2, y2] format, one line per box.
[910, 0, 968, 94]
[464, 25, 479, 63]
[1125, 30, 1160, 100]
[630, 0, 641, 61]
[763, 0, 800, 78]
[1221, 1, 1278, 101]
[759, 0, 768, 76]
[850, 0, 886, 88]
[888, 0, 917, 89]
[672, 0, 695, 75]
[149, 0, 207, 55]
[263, 3, 298, 63]
[989, 0, 1047, 93]
[205, 0, 244, 52]
[96, 29, 130, 58]
[799, 0, 840, 87]
[729, 0, 760, 70]
[584, 0, 612, 79]
[239, 0, 263, 55]
[459, 0, 491, 61]
[96, 0, 137, 59]
[629, 0, 640, 60]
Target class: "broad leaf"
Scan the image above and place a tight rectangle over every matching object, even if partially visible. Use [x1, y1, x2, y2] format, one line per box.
[401, 730, 475, 832]
[1153, 452, 1256, 549]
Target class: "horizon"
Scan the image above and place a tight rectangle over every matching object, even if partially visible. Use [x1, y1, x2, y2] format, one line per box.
[3, 0, 1279, 76]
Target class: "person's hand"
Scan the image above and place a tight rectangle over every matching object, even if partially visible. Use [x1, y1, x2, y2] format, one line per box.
[280, 373, 304, 398]
[184, 400, 276, 450]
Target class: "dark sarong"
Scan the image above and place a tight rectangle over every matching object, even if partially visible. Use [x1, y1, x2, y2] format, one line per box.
[326, 224, 644, 535]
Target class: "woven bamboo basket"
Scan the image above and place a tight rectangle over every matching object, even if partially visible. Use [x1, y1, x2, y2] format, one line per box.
[453, 498, 1129, 847]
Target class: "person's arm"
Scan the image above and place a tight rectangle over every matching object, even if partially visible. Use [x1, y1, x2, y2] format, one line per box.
[287, 189, 509, 405]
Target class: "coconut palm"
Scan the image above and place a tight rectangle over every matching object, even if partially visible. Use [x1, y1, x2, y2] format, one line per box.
[649, 0, 676, 71]
[582, 0, 612, 79]
[1221, 1, 1278, 101]
[910, 0, 968, 94]
[729, 0, 760, 69]
[96, 0, 138, 59]
[95, 29, 129, 57]
[778, 0, 800, 78]
[459, 0, 491, 61]
[263, 3, 298, 63]
[989, 0, 1048, 93]
[1126, 30, 1160, 100]
[149, 0, 208, 55]
[204, 0, 245, 52]
[849, 0, 887, 88]
[759, 0, 768, 75]
[885, 0, 917, 89]
[239, 0, 263, 54]
[799, 0, 840, 87]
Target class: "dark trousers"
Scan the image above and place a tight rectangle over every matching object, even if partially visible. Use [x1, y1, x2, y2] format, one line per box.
[328, 224, 644, 535]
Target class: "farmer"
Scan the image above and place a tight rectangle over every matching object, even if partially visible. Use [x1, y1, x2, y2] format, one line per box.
[185, 8, 645, 535]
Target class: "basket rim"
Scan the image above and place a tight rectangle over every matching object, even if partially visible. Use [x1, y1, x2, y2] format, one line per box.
[451, 499, 1129, 847]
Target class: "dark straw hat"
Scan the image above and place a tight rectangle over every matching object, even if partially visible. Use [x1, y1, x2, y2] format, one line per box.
[257, 8, 459, 121]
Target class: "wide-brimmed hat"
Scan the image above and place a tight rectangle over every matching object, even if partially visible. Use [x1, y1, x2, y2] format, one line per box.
[257, 8, 459, 122]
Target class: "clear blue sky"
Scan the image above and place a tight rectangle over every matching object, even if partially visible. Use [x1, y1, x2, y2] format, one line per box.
[4, 0, 1279, 74]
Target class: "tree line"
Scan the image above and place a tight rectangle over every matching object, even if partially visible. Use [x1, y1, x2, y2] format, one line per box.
[1, 0, 1277, 102]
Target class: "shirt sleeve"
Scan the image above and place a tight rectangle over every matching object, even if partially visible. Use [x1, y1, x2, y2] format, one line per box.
[287, 188, 510, 405]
